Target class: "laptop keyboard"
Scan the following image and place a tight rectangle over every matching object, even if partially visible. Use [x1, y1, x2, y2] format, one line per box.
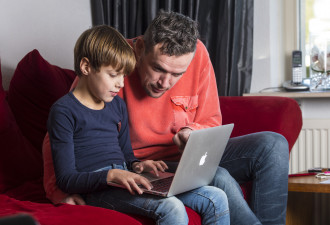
[150, 176, 174, 192]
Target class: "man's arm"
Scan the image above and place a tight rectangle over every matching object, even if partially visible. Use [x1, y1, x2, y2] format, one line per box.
[173, 41, 222, 150]
[187, 48, 221, 130]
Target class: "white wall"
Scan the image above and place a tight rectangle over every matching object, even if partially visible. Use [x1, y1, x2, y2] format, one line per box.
[0, 0, 92, 90]
[252, 0, 298, 93]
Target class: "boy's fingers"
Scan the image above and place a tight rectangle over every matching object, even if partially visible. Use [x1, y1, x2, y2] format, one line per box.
[135, 165, 143, 173]
[138, 177, 153, 191]
[155, 162, 165, 172]
[130, 180, 143, 195]
[122, 181, 135, 195]
[152, 165, 159, 177]
[158, 161, 168, 170]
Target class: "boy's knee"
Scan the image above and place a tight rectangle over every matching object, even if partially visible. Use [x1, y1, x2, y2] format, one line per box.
[206, 186, 228, 204]
[212, 167, 241, 192]
[160, 197, 187, 216]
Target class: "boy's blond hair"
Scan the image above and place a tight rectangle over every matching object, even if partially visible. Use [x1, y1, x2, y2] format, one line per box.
[74, 25, 135, 77]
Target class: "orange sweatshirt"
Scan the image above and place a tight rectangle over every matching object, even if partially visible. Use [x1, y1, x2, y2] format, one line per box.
[118, 39, 222, 161]
[43, 39, 222, 204]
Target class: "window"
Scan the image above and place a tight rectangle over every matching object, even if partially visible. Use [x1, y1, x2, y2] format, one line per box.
[301, 0, 330, 78]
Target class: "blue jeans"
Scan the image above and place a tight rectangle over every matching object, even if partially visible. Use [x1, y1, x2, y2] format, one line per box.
[216, 131, 289, 225]
[84, 164, 230, 225]
[167, 131, 289, 225]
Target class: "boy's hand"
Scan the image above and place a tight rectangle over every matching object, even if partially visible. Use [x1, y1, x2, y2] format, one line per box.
[172, 128, 192, 153]
[61, 194, 86, 205]
[107, 169, 152, 195]
[132, 160, 168, 177]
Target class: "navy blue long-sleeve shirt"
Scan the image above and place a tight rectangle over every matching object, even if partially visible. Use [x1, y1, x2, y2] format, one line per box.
[47, 92, 138, 194]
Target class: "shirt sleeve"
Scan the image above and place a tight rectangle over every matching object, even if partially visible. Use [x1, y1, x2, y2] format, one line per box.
[117, 99, 140, 169]
[47, 104, 109, 194]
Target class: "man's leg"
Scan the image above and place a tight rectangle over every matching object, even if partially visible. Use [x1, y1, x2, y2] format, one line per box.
[210, 167, 261, 225]
[219, 131, 289, 225]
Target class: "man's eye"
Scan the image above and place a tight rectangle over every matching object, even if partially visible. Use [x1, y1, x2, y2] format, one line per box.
[153, 67, 161, 72]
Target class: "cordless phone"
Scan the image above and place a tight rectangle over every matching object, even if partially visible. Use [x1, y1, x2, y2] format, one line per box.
[292, 50, 303, 84]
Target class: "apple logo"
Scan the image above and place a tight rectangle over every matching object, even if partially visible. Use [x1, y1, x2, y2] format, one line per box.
[199, 152, 208, 166]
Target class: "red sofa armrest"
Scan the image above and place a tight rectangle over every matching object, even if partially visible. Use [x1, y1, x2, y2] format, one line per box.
[219, 96, 302, 152]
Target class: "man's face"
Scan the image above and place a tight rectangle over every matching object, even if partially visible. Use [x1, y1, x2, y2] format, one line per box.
[136, 42, 195, 98]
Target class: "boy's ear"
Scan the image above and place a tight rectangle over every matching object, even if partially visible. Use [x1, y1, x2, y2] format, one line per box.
[80, 57, 90, 76]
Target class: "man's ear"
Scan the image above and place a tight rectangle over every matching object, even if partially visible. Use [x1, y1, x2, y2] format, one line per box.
[135, 37, 145, 60]
[80, 57, 90, 76]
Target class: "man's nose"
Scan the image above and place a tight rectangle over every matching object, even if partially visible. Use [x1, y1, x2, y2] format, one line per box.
[158, 73, 171, 89]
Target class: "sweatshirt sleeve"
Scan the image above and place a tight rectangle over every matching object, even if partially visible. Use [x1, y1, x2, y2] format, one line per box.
[118, 99, 140, 169]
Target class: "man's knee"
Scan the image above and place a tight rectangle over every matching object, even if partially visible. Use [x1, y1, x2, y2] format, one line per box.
[253, 132, 289, 162]
[256, 132, 289, 175]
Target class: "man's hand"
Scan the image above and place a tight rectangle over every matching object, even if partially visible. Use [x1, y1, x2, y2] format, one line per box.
[61, 194, 86, 205]
[107, 169, 152, 195]
[172, 128, 192, 153]
[132, 160, 168, 177]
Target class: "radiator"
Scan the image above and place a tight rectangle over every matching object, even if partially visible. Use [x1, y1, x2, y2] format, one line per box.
[289, 119, 330, 174]
[289, 119, 330, 225]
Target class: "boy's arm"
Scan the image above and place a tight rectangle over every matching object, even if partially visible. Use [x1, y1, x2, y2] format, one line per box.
[42, 133, 85, 205]
[117, 99, 140, 168]
[43, 77, 82, 204]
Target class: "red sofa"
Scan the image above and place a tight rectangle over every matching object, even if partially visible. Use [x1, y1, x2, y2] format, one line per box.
[0, 50, 302, 224]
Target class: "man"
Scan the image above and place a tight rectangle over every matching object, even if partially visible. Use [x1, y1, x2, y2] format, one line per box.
[43, 11, 289, 225]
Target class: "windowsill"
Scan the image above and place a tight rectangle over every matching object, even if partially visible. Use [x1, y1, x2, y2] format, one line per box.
[243, 90, 330, 98]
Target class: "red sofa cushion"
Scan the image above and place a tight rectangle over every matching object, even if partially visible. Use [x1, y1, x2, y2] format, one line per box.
[0, 61, 43, 192]
[219, 96, 302, 151]
[7, 49, 76, 152]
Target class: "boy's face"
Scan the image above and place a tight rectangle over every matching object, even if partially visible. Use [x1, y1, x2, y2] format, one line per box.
[136, 41, 195, 98]
[87, 64, 125, 103]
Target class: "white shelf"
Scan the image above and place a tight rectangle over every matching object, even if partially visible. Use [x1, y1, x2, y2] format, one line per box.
[243, 91, 330, 99]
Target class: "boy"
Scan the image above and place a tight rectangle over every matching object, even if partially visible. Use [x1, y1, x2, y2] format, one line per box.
[47, 25, 229, 225]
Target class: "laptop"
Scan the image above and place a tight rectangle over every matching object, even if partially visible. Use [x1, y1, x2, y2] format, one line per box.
[110, 124, 234, 197]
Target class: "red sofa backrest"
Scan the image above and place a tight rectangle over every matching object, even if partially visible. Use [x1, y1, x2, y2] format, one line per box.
[219, 96, 303, 151]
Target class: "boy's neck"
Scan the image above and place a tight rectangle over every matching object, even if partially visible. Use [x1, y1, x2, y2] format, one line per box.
[72, 80, 105, 110]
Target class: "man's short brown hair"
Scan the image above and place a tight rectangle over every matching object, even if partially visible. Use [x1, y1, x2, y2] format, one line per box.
[143, 11, 199, 56]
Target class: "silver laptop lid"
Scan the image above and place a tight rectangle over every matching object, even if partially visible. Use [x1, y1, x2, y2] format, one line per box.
[167, 124, 234, 197]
